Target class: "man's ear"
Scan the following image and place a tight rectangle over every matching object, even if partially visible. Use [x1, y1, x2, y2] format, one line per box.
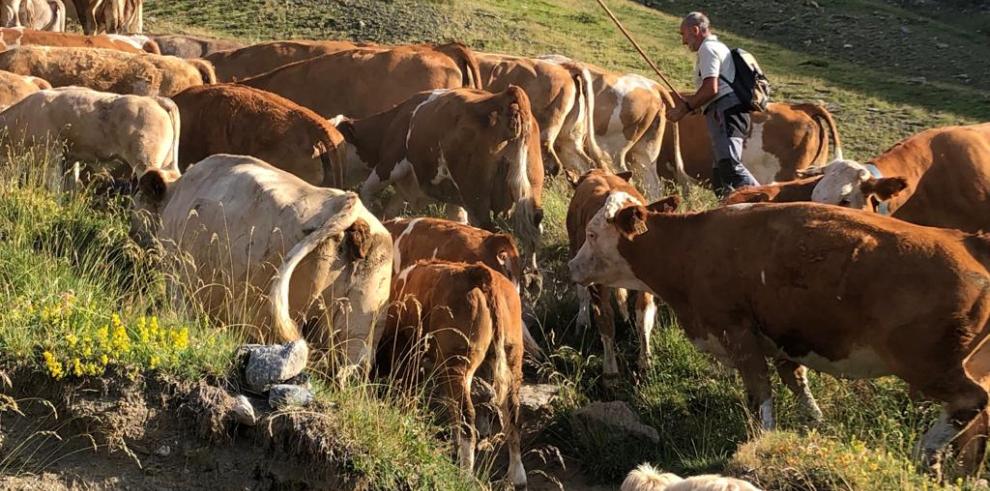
[610, 205, 649, 240]
[138, 169, 167, 203]
[861, 177, 908, 201]
[646, 195, 680, 213]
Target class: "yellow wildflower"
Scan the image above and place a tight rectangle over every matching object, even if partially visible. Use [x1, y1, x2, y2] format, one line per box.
[149, 355, 160, 369]
[66, 333, 78, 348]
[72, 358, 82, 377]
[100, 354, 109, 366]
[42, 351, 64, 379]
[111, 322, 130, 354]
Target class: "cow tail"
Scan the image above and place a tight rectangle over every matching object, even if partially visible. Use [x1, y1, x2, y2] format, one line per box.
[446, 43, 483, 90]
[43, 0, 64, 31]
[659, 88, 692, 190]
[797, 102, 844, 164]
[573, 65, 608, 170]
[270, 193, 360, 343]
[479, 273, 510, 413]
[188, 58, 217, 84]
[154, 96, 181, 173]
[505, 87, 540, 255]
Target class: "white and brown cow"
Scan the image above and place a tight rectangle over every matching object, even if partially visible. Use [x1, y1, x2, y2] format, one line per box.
[240, 43, 483, 119]
[376, 259, 526, 488]
[136, 154, 393, 378]
[1, 0, 64, 31]
[335, 86, 544, 259]
[0, 46, 215, 97]
[171, 84, 345, 187]
[569, 196, 990, 477]
[478, 52, 604, 176]
[658, 102, 844, 185]
[0, 86, 179, 181]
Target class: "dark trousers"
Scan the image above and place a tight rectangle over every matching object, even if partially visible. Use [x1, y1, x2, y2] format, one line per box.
[705, 93, 759, 198]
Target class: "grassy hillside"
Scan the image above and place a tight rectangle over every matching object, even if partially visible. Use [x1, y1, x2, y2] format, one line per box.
[3, 0, 988, 489]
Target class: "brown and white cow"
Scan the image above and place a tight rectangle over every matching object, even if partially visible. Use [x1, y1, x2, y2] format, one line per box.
[723, 173, 907, 212]
[807, 123, 990, 233]
[565, 169, 662, 380]
[658, 102, 844, 185]
[569, 198, 990, 477]
[67, 0, 140, 34]
[104, 34, 159, 54]
[152, 34, 244, 59]
[171, 84, 344, 186]
[0, 86, 179, 180]
[0, 46, 214, 97]
[377, 259, 526, 488]
[240, 43, 483, 119]
[478, 52, 603, 176]
[136, 154, 393, 378]
[1, 0, 64, 31]
[384, 217, 542, 354]
[0, 69, 49, 109]
[336, 86, 544, 259]
[203, 39, 362, 82]
[0, 28, 146, 52]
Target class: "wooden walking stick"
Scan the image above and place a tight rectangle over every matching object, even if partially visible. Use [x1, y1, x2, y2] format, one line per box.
[593, 0, 687, 104]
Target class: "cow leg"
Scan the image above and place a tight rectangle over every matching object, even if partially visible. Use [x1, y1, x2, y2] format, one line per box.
[589, 285, 619, 382]
[444, 372, 477, 473]
[359, 170, 388, 208]
[614, 287, 630, 323]
[576, 284, 592, 330]
[502, 347, 527, 490]
[916, 370, 989, 480]
[725, 328, 775, 430]
[774, 358, 823, 423]
[634, 292, 656, 372]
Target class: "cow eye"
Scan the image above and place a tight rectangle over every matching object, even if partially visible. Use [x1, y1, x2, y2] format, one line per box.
[839, 198, 851, 207]
[588, 231, 597, 241]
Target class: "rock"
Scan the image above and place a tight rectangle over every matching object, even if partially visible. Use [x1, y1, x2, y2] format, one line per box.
[231, 395, 258, 426]
[936, 42, 949, 49]
[908, 76, 928, 85]
[519, 384, 560, 434]
[842, 43, 853, 49]
[269, 384, 314, 409]
[571, 401, 659, 446]
[154, 444, 171, 457]
[242, 339, 309, 393]
[900, 25, 911, 34]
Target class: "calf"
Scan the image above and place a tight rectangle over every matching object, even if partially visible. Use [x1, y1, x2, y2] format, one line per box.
[171, 84, 344, 186]
[0, 86, 179, 179]
[136, 154, 392, 378]
[723, 172, 906, 212]
[570, 198, 990, 477]
[240, 43, 483, 119]
[0, 70, 50, 109]
[377, 260, 526, 488]
[0, 46, 214, 97]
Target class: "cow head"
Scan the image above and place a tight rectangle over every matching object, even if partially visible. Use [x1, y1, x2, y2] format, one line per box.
[809, 160, 908, 213]
[130, 168, 181, 247]
[482, 232, 543, 299]
[568, 192, 679, 290]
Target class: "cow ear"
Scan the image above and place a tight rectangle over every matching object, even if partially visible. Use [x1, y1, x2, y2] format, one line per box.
[646, 195, 680, 213]
[746, 192, 772, 203]
[138, 169, 167, 203]
[861, 177, 908, 201]
[488, 110, 499, 127]
[616, 171, 633, 182]
[344, 219, 372, 260]
[611, 205, 649, 240]
[311, 141, 328, 159]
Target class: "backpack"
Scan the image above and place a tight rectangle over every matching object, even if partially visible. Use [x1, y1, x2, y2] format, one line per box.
[720, 48, 771, 112]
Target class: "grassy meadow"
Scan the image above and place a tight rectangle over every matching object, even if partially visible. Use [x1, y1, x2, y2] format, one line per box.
[0, 0, 988, 489]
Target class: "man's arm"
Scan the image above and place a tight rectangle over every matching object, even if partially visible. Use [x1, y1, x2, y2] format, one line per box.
[667, 76, 717, 122]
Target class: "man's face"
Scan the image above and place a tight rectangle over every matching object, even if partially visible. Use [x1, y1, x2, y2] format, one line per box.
[680, 23, 702, 51]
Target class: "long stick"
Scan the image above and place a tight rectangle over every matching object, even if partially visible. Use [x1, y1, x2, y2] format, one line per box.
[594, 0, 687, 104]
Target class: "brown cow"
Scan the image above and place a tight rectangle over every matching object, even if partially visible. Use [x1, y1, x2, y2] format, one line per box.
[658, 102, 844, 185]
[723, 173, 907, 212]
[384, 217, 543, 354]
[152, 34, 244, 59]
[0, 46, 214, 96]
[203, 39, 361, 82]
[336, 87, 544, 260]
[0, 69, 49, 108]
[171, 84, 344, 186]
[377, 259, 526, 488]
[806, 123, 990, 233]
[478, 52, 603, 176]
[240, 43, 483, 119]
[570, 198, 990, 477]
[0, 28, 143, 52]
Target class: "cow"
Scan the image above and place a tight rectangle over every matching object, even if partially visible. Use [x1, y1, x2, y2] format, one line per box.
[171, 84, 344, 187]
[335, 86, 544, 262]
[384, 217, 543, 353]
[569, 197, 990, 478]
[658, 102, 844, 185]
[0, 86, 179, 183]
[135, 154, 393, 379]
[0, 46, 214, 97]
[478, 52, 604, 176]
[67, 0, 139, 34]
[0, 70, 50, 109]
[152, 34, 244, 59]
[804, 123, 990, 233]
[203, 39, 362, 82]
[622, 463, 761, 491]
[104, 33, 160, 54]
[0, 28, 145, 53]
[376, 259, 526, 489]
[564, 169, 662, 381]
[542, 55, 685, 199]
[723, 173, 907, 212]
[239, 43, 483, 119]
[1, 0, 64, 31]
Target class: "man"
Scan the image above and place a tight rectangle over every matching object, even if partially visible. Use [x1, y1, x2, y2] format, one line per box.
[667, 11, 758, 197]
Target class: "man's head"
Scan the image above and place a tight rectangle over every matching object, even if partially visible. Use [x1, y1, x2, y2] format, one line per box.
[680, 11, 710, 52]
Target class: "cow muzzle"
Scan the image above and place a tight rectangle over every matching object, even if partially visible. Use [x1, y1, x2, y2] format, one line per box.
[567, 257, 593, 286]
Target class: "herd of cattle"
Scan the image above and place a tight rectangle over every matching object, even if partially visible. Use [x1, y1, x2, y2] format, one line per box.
[1, 7, 989, 488]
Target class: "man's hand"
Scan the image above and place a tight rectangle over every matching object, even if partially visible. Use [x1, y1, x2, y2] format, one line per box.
[667, 101, 690, 122]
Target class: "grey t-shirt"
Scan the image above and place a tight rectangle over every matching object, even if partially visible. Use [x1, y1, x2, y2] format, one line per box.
[694, 35, 735, 107]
